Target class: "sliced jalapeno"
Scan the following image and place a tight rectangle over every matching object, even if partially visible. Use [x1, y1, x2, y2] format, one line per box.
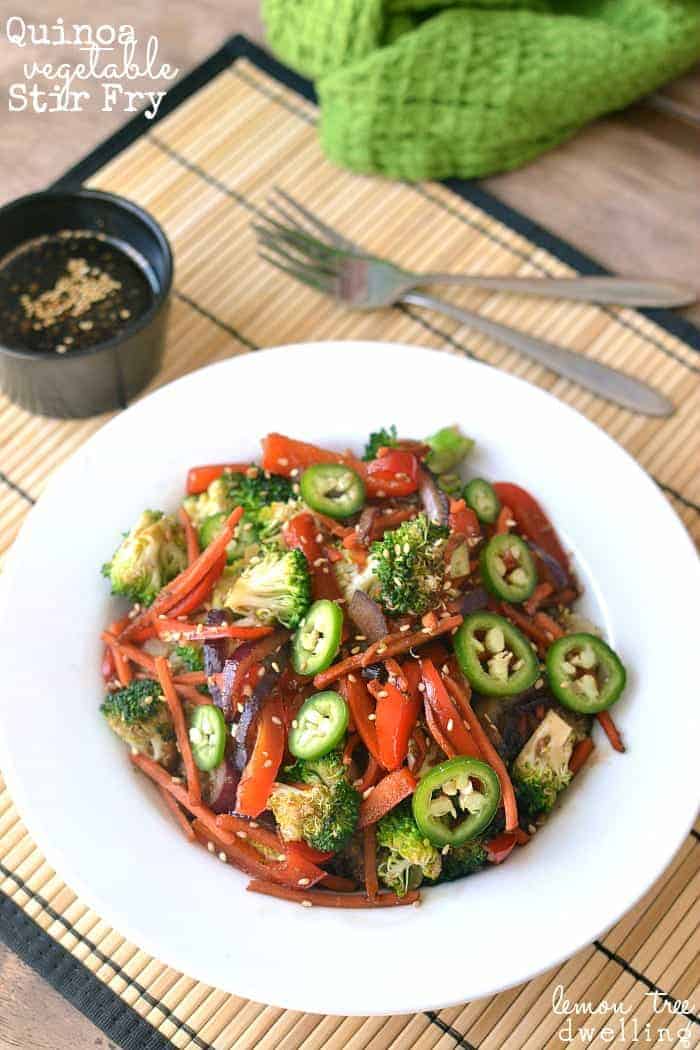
[454, 612, 539, 697]
[188, 704, 226, 771]
[412, 757, 500, 847]
[546, 632, 626, 713]
[299, 463, 365, 519]
[463, 478, 501, 524]
[480, 533, 537, 603]
[288, 691, 349, 759]
[292, 599, 343, 676]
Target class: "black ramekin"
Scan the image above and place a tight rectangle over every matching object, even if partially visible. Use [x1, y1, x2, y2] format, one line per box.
[0, 189, 173, 418]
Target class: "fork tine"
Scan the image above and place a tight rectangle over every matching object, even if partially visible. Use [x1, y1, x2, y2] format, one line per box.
[256, 235, 338, 279]
[271, 187, 357, 251]
[252, 218, 338, 266]
[258, 252, 335, 295]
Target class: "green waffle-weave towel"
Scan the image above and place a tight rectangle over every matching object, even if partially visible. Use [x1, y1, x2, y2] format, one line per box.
[262, 0, 700, 179]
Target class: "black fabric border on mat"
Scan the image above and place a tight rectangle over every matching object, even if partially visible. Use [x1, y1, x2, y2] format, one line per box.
[0, 30, 693, 1050]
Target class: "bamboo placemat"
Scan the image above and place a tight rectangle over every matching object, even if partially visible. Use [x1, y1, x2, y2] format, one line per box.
[1, 35, 698, 1050]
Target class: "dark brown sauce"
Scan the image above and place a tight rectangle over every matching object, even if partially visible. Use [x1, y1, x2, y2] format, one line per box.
[0, 230, 155, 354]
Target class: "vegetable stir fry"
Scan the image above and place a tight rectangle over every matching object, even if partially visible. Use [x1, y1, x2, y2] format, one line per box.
[99, 428, 628, 908]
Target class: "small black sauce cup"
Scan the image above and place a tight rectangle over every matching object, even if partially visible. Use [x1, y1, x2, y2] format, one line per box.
[0, 189, 173, 418]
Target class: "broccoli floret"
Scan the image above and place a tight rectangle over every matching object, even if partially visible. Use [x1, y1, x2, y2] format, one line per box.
[220, 547, 311, 628]
[332, 547, 381, 604]
[101, 679, 177, 769]
[440, 839, 488, 881]
[512, 709, 576, 818]
[227, 468, 294, 512]
[169, 645, 204, 673]
[371, 513, 448, 615]
[102, 510, 186, 607]
[376, 803, 441, 896]
[269, 751, 360, 853]
[363, 425, 398, 461]
[424, 425, 474, 475]
[186, 472, 297, 559]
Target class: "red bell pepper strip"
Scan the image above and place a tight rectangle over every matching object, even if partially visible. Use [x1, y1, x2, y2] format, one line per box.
[339, 675, 382, 765]
[261, 433, 346, 475]
[493, 483, 570, 575]
[186, 463, 248, 495]
[449, 499, 481, 541]
[423, 698, 457, 758]
[235, 698, 285, 817]
[368, 680, 419, 771]
[486, 832, 518, 864]
[284, 512, 343, 602]
[420, 659, 481, 759]
[285, 841, 334, 865]
[358, 768, 417, 828]
[365, 450, 419, 497]
[153, 618, 273, 643]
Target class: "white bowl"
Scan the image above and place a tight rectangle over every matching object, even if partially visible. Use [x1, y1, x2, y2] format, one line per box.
[0, 342, 698, 1015]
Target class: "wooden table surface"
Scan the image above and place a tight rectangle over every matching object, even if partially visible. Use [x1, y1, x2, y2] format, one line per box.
[0, 4, 698, 1047]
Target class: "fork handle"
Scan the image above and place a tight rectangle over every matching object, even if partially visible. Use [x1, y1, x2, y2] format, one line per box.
[402, 291, 674, 417]
[416, 273, 696, 308]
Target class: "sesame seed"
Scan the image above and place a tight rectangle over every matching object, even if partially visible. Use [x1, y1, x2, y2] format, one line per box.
[207, 841, 215, 853]
[399, 624, 411, 632]
[417, 682, 426, 692]
[315, 533, 323, 543]
[271, 715, 282, 726]
[446, 718, 454, 732]
[355, 635, 366, 642]
[301, 899, 313, 908]
[441, 844, 451, 855]
[376, 490, 386, 498]
[278, 457, 289, 467]
[351, 646, 361, 655]
[263, 759, 273, 768]
[236, 831, 247, 839]
[367, 713, 376, 721]
[218, 852, 227, 863]
[535, 678, 544, 688]
[292, 719, 299, 729]
[376, 643, 387, 654]
[290, 468, 300, 477]
[528, 824, 537, 835]
[237, 702, 245, 713]
[258, 666, 265, 677]
[298, 877, 311, 886]
[271, 661, 280, 673]
[348, 673, 357, 682]
[313, 557, 326, 567]
[362, 786, 375, 799]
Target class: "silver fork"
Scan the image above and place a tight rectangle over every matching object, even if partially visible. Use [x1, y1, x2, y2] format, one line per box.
[253, 189, 674, 417]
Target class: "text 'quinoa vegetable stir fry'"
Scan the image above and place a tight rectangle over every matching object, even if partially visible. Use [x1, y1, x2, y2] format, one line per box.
[99, 427, 628, 908]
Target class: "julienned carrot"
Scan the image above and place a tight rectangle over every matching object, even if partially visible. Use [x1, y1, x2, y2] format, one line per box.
[524, 582, 554, 616]
[498, 602, 552, 652]
[110, 644, 132, 686]
[178, 506, 200, 565]
[569, 737, 595, 774]
[445, 674, 519, 833]
[121, 507, 242, 641]
[174, 671, 208, 685]
[125, 556, 228, 644]
[246, 879, 419, 908]
[158, 785, 195, 842]
[596, 710, 625, 753]
[363, 825, 379, 902]
[131, 753, 324, 887]
[420, 659, 480, 759]
[101, 633, 156, 673]
[154, 618, 274, 643]
[339, 675, 382, 765]
[174, 684, 211, 706]
[155, 656, 201, 805]
[321, 874, 358, 892]
[314, 614, 463, 689]
[533, 611, 564, 641]
[357, 768, 416, 829]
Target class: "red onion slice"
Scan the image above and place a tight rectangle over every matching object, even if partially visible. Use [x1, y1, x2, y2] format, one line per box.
[418, 467, 450, 527]
[347, 590, 388, 643]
